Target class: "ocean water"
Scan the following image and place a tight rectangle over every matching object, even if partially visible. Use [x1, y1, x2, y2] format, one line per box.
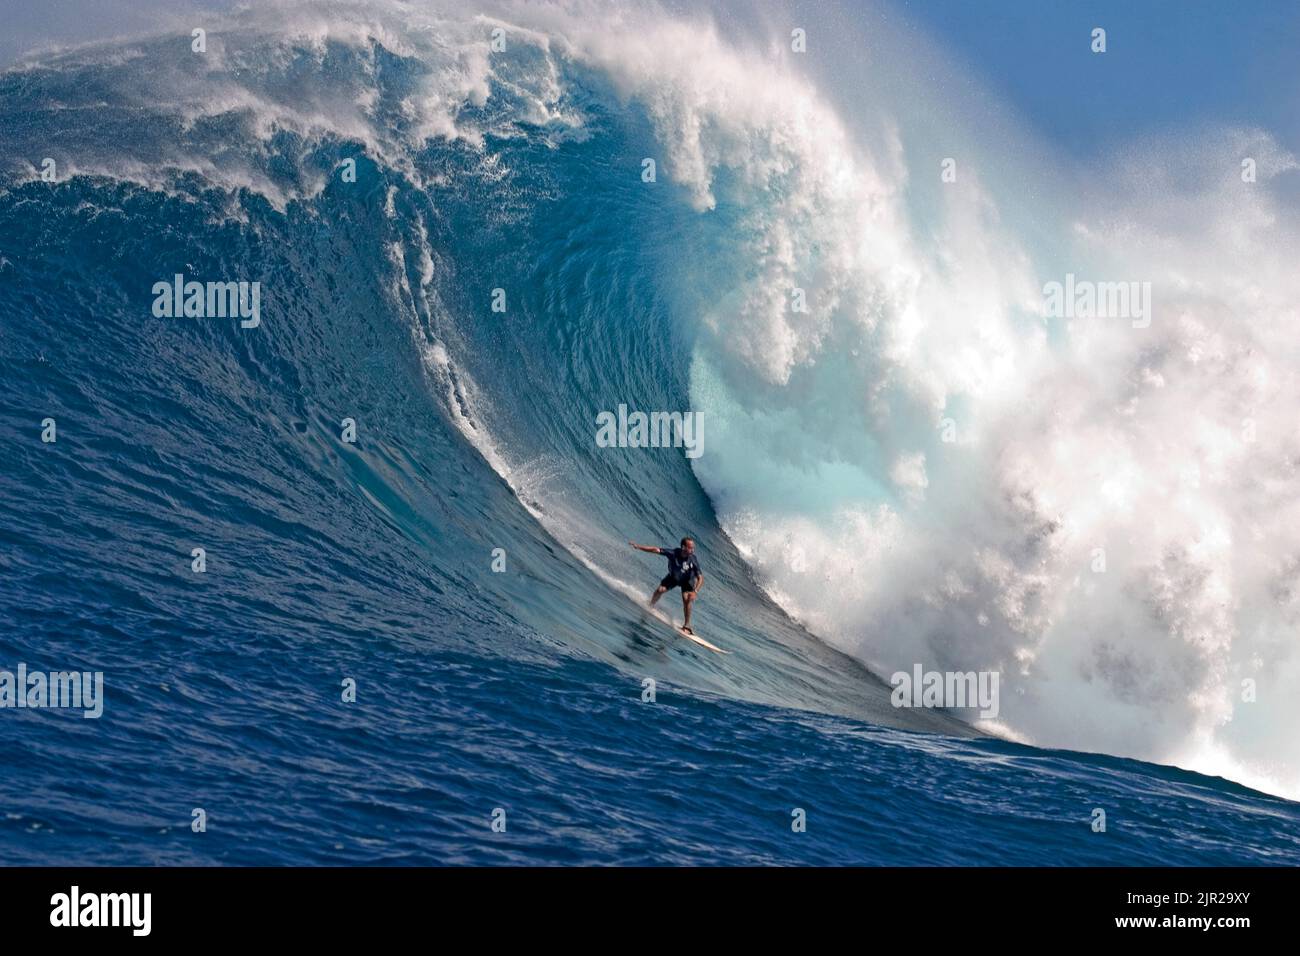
[1, 1, 1299, 866]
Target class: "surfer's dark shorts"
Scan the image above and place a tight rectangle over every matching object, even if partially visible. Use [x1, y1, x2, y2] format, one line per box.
[659, 575, 697, 594]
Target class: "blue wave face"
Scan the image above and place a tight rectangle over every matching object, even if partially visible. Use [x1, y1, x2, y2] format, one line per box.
[1, 1, 1298, 865]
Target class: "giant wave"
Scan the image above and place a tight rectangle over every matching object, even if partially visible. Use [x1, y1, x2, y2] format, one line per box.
[3, 0, 1300, 811]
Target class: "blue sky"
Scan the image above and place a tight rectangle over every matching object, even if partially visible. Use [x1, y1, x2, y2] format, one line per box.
[896, 0, 1300, 156]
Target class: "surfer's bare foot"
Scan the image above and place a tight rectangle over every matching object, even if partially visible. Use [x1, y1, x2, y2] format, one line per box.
[681, 626, 694, 635]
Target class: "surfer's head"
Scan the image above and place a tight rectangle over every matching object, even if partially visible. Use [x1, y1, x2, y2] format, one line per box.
[680, 537, 694, 553]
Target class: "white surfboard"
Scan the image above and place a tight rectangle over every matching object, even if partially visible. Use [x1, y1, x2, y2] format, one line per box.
[640, 606, 730, 654]
[667, 621, 730, 655]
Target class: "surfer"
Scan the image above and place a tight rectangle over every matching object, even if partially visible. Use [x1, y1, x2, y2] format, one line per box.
[629, 538, 704, 634]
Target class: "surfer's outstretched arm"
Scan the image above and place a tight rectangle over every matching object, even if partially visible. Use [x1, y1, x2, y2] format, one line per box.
[629, 541, 664, 554]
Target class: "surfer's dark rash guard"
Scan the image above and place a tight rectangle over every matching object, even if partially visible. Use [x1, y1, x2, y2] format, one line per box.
[661, 547, 701, 583]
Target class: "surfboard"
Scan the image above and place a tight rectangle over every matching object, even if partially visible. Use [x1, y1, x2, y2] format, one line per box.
[670, 622, 730, 655]
[640, 606, 730, 654]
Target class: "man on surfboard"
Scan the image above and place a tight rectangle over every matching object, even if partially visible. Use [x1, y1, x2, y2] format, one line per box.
[629, 537, 704, 634]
